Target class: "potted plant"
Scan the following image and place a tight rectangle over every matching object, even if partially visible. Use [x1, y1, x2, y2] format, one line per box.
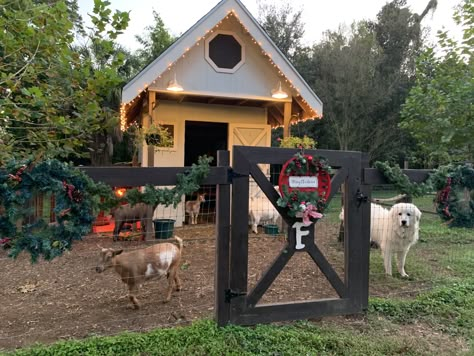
[277, 135, 316, 149]
[142, 123, 173, 148]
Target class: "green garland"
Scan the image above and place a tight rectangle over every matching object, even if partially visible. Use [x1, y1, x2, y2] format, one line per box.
[0, 156, 212, 262]
[373, 161, 431, 198]
[375, 161, 474, 228]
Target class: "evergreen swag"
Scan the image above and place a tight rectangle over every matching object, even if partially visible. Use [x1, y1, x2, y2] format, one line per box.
[277, 152, 330, 222]
[0, 156, 212, 262]
[374, 161, 474, 228]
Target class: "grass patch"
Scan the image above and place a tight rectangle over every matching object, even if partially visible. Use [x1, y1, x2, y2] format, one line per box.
[369, 280, 474, 339]
[7, 318, 450, 356]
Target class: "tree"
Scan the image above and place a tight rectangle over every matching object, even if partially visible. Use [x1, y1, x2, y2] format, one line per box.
[257, 0, 305, 60]
[288, 0, 435, 163]
[400, 0, 473, 165]
[0, 0, 130, 165]
[135, 10, 175, 66]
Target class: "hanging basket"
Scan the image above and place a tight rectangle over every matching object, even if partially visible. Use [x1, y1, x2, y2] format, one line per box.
[145, 133, 161, 146]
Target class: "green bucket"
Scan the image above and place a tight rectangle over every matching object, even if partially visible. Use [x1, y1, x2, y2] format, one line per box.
[264, 224, 279, 235]
[153, 219, 175, 239]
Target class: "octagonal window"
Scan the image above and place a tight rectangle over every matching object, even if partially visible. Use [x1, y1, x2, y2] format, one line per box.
[205, 31, 245, 73]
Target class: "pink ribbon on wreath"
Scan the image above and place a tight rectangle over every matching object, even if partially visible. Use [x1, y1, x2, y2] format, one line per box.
[302, 203, 323, 225]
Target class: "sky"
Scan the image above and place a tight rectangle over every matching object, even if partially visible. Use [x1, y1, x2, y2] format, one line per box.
[77, 0, 463, 51]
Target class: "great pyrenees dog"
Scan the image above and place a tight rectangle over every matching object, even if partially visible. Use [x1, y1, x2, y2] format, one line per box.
[340, 202, 422, 277]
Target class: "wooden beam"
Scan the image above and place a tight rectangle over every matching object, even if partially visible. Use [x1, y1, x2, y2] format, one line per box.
[80, 166, 229, 186]
[148, 91, 156, 119]
[146, 91, 156, 168]
[283, 101, 291, 138]
[364, 168, 432, 184]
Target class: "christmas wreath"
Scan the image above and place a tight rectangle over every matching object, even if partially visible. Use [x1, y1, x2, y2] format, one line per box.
[430, 164, 474, 228]
[0, 156, 212, 262]
[277, 152, 331, 224]
[0, 159, 112, 262]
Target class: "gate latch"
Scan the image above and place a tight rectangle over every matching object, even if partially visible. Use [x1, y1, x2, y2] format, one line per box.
[225, 289, 246, 303]
[356, 189, 368, 207]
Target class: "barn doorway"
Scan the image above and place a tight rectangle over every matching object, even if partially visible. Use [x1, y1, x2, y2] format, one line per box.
[184, 121, 228, 225]
[184, 121, 228, 166]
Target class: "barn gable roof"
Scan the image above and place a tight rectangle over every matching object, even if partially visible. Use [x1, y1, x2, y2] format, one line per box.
[122, 0, 323, 122]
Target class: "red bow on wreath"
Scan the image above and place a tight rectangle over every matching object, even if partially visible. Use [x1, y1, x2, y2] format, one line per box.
[437, 177, 452, 218]
[8, 165, 27, 182]
[62, 181, 83, 203]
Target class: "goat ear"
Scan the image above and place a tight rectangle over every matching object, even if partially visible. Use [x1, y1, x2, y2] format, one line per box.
[113, 249, 123, 256]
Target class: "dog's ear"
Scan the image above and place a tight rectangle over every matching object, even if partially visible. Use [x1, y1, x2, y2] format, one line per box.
[415, 206, 422, 222]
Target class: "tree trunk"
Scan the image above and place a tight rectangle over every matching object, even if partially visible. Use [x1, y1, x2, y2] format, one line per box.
[90, 132, 112, 166]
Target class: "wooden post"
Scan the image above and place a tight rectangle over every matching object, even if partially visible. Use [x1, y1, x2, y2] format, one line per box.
[283, 102, 291, 138]
[147, 91, 156, 168]
[215, 151, 231, 326]
[229, 147, 250, 321]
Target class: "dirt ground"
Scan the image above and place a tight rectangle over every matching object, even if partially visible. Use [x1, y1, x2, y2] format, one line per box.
[0, 218, 428, 351]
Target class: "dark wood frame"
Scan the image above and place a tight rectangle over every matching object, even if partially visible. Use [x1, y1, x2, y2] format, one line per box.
[216, 146, 371, 326]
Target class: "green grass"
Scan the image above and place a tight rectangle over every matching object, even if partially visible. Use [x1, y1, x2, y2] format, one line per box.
[370, 281, 474, 338]
[6, 317, 461, 356]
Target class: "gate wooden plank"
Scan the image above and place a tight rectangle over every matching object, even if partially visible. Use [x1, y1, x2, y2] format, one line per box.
[80, 166, 229, 186]
[235, 298, 356, 325]
[230, 147, 251, 320]
[364, 168, 431, 184]
[306, 244, 346, 298]
[344, 153, 371, 310]
[248, 163, 291, 223]
[215, 151, 231, 326]
[246, 246, 295, 307]
[326, 168, 348, 203]
[234, 146, 360, 168]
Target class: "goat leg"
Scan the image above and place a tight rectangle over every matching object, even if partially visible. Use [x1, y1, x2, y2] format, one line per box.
[128, 284, 140, 309]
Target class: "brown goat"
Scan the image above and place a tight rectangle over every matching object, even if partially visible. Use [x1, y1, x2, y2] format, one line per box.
[110, 203, 155, 241]
[95, 236, 183, 309]
[185, 193, 206, 225]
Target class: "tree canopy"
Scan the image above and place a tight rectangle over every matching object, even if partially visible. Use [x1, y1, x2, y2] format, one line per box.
[0, 0, 130, 165]
[400, 0, 473, 166]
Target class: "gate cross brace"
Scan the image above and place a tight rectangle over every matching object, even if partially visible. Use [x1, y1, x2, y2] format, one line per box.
[244, 168, 350, 307]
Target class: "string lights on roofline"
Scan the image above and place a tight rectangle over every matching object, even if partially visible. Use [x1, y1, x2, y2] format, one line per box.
[120, 9, 319, 131]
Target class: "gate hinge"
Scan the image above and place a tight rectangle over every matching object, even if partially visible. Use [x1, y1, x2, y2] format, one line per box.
[356, 189, 368, 207]
[224, 289, 246, 303]
[227, 169, 248, 182]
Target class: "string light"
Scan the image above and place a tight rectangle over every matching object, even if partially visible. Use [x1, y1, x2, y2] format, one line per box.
[121, 8, 320, 131]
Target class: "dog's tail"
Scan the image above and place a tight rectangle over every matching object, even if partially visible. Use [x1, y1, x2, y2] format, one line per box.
[174, 235, 184, 253]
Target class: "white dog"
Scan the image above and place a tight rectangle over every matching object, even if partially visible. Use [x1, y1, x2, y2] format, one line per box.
[339, 202, 421, 277]
[378, 203, 421, 277]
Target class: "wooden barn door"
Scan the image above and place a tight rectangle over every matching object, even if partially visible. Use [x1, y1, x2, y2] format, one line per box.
[228, 123, 271, 197]
[215, 146, 371, 326]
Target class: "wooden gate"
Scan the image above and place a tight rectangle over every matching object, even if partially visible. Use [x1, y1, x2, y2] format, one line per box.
[215, 146, 371, 325]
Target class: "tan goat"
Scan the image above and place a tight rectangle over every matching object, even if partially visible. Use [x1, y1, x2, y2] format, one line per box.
[95, 236, 183, 309]
[185, 193, 206, 225]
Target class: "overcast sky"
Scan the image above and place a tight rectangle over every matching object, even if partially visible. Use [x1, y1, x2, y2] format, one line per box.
[77, 0, 463, 51]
